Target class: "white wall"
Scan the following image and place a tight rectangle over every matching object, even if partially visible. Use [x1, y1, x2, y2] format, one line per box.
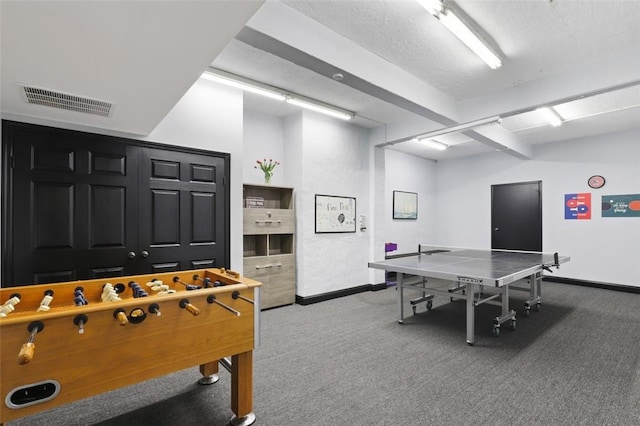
[384, 149, 438, 254]
[436, 128, 640, 287]
[297, 111, 370, 297]
[242, 109, 286, 187]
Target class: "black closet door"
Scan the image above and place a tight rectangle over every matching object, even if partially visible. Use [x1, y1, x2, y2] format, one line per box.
[137, 147, 228, 274]
[6, 123, 139, 285]
[2, 121, 230, 286]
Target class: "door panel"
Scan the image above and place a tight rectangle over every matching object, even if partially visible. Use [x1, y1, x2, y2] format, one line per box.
[137, 147, 228, 274]
[491, 181, 542, 252]
[150, 189, 181, 245]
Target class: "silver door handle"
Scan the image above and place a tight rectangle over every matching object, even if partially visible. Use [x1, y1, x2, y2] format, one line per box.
[128, 251, 136, 259]
[140, 251, 149, 258]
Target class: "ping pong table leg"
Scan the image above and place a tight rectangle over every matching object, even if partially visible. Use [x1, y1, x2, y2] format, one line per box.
[397, 272, 405, 324]
[466, 282, 475, 345]
[524, 272, 542, 316]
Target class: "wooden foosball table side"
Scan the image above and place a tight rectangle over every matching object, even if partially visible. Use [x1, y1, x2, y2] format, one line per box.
[0, 269, 261, 425]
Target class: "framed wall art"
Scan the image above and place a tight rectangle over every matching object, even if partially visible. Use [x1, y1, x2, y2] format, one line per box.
[315, 194, 356, 233]
[393, 190, 418, 219]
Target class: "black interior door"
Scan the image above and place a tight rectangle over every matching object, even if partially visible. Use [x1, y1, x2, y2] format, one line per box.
[6, 123, 139, 285]
[2, 121, 229, 286]
[491, 181, 542, 252]
[137, 147, 228, 274]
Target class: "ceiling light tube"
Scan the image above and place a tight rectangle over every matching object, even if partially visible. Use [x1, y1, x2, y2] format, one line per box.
[201, 71, 286, 101]
[438, 10, 502, 69]
[285, 97, 354, 121]
[417, 138, 448, 150]
[537, 107, 564, 127]
[418, 0, 502, 69]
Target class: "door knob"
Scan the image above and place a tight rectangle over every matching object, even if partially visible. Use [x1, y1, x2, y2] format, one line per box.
[127, 251, 136, 259]
[494, 227, 499, 231]
[140, 251, 149, 258]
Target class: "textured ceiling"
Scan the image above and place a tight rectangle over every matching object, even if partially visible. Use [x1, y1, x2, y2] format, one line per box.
[282, 0, 640, 99]
[1, 0, 638, 162]
[212, 0, 640, 161]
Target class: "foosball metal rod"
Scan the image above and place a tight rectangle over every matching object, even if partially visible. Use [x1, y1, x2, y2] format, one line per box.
[232, 291, 254, 304]
[219, 356, 232, 373]
[173, 276, 201, 290]
[206, 295, 240, 316]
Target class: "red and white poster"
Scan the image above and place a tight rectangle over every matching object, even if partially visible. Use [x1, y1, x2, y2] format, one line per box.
[565, 193, 591, 220]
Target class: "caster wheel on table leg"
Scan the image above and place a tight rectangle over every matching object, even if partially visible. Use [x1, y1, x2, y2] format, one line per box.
[426, 300, 433, 311]
[412, 306, 417, 315]
[510, 319, 516, 331]
[534, 303, 541, 312]
[492, 326, 500, 337]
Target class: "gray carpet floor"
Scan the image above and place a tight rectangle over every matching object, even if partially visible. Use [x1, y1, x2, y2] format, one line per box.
[8, 281, 640, 425]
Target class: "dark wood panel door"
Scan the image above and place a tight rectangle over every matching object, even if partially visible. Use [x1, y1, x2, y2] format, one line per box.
[137, 147, 229, 274]
[491, 181, 542, 252]
[7, 123, 139, 285]
[2, 121, 230, 287]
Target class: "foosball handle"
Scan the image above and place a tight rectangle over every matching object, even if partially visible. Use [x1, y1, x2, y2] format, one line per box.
[113, 308, 129, 326]
[17, 342, 35, 365]
[17, 321, 44, 365]
[179, 298, 200, 316]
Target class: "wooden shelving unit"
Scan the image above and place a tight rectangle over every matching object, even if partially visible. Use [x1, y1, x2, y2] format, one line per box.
[243, 184, 296, 309]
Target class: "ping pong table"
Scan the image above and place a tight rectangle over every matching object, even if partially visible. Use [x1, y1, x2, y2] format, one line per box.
[368, 244, 570, 345]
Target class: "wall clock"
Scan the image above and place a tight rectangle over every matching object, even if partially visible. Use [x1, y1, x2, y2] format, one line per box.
[588, 175, 606, 189]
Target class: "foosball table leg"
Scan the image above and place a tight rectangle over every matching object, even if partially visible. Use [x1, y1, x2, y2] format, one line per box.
[198, 361, 220, 385]
[230, 351, 256, 426]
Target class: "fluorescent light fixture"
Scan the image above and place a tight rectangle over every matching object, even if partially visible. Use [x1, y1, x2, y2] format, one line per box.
[417, 138, 448, 150]
[537, 106, 564, 127]
[439, 10, 502, 69]
[419, 0, 503, 69]
[285, 97, 354, 121]
[202, 68, 355, 121]
[377, 116, 501, 148]
[201, 71, 286, 101]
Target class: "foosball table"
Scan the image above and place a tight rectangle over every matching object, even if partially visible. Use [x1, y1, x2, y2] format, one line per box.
[0, 268, 261, 425]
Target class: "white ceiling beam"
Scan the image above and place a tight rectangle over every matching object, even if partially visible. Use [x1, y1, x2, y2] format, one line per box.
[245, 1, 459, 124]
[467, 125, 533, 160]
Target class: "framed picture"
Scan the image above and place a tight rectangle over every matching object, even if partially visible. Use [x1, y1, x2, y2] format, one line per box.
[315, 194, 356, 233]
[393, 191, 418, 219]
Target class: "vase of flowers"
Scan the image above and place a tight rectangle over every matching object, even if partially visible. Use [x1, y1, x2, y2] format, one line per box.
[255, 159, 280, 185]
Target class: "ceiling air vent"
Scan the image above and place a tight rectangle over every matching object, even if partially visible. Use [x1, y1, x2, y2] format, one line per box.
[18, 84, 113, 117]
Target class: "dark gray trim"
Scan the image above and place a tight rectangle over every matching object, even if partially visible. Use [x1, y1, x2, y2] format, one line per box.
[296, 283, 387, 306]
[543, 276, 640, 294]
